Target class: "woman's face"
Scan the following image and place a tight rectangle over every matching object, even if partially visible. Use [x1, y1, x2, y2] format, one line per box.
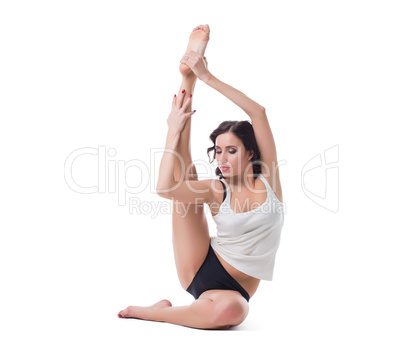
[215, 132, 253, 178]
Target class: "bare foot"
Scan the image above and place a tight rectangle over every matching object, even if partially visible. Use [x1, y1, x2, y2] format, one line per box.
[180, 24, 210, 77]
[117, 299, 172, 321]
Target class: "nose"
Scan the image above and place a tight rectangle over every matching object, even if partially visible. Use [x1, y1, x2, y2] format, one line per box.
[217, 153, 227, 164]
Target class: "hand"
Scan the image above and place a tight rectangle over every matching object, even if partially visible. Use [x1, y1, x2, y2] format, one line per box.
[180, 51, 210, 81]
[166, 90, 196, 137]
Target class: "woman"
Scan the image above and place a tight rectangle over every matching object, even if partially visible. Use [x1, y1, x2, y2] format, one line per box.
[118, 24, 284, 330]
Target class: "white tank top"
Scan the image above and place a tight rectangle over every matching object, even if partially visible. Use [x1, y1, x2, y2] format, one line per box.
[210, 173, 285, 281]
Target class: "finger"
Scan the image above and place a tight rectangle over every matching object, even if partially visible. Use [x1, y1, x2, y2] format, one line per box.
[172, 94, 176, 108]
[182, 51, 195, 61]
[188, 51, 201, 59]
[181, 94, 193, 112]
[185, 109, 196, 117]
[178, 88, 187, 108]
[180, 57, 191, 67]
[181, 110, 196, 123]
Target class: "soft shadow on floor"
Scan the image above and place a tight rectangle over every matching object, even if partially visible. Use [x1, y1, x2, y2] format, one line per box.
[117, 317, 259, 331]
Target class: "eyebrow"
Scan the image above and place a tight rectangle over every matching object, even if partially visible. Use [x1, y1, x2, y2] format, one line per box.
[215, 145, 237, 149]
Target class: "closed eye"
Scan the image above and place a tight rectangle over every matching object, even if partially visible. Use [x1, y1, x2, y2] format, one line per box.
[216, 150, 237, 154]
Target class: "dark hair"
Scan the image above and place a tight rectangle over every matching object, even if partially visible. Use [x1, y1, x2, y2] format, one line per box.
[207, 120, 262, 179]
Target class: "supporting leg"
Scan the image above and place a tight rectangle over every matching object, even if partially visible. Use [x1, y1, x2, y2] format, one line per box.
[118, 290, 249, 330]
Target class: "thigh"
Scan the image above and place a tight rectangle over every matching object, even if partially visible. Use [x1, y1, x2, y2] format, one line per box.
[172, 200, 210, 289]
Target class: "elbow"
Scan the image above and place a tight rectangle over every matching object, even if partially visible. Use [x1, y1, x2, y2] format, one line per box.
[156, 182, 175, 199]
[156, 186, 167, 198]
[250, 106, 266, 117]
[249, 106, 267, 121]
[156, 189, 170, 200]
[156, 182, 165, 198]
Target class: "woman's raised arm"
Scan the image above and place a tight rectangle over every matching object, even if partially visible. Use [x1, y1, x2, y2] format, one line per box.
[203, 73, 265, 118]
[181, 51, 264, 117]
[181, 51, 279, 178]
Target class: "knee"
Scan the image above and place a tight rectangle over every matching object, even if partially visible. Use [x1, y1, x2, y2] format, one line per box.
[212, 296, 249, 328]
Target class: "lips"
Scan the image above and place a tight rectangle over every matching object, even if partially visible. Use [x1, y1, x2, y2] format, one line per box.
[220, 166, 230, 171]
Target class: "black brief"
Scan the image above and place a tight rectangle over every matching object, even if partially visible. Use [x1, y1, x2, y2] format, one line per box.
[186, 245, 250, 302]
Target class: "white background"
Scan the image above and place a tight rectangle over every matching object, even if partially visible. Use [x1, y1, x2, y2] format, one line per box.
[1, 0, 401, 358]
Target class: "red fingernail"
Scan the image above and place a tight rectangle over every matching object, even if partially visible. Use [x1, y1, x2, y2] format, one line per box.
[189, 94, 192, 98]
[194, 110, 196, 112]
[182, 89, 185, 93]
[174, 94, 176, 97]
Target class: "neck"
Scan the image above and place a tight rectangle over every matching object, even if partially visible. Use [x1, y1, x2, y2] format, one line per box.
[225, 168, 257, 188]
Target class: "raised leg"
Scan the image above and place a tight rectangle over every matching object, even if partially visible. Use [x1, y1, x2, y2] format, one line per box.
[117, 24, 233, 330]
[171, 75, 211, 289]
[171, 25, 211, 289]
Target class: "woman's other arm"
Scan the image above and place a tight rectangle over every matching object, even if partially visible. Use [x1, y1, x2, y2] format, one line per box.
[156, 130, 219, 204]
[156, 92, 217, 204]
[156, 130, 181, 194]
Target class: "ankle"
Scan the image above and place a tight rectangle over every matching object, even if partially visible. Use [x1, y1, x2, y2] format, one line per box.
[182, 72, 197, 82]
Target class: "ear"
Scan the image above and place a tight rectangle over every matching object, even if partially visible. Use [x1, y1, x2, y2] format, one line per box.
[247, 150, 254, 161]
